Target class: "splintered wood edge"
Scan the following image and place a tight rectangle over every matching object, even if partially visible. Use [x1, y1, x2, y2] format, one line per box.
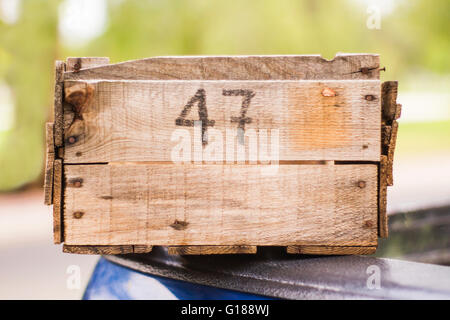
[378, 155, 389, 238]
[53, 159, 63, 244]
[63, 245, 153, 255]
[44, 122, 54, 205]
[63, 54, 380, 81]
[286, 245, 377, 255]
[168, 246, 257, 255]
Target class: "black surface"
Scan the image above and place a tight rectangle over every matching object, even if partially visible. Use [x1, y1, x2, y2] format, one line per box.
[105, 246, 450, 299]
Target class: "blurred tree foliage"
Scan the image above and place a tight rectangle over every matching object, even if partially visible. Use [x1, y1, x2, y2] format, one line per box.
[0, 0, 448, 191]
[0, 0, 58, 191]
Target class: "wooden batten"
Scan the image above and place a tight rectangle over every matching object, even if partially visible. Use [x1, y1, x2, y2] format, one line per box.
[53, 61, 65, 147]
[168, 246, 257, 255]
[286, 245, 377, 255]
[44, 122, 54, 205]
[52, 159, 63, 244]
[64, 54, 380, 81]
[63, 245, 152, 255]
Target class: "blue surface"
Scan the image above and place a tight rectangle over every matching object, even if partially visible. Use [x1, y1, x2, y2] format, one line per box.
[83, 258, 272, 300]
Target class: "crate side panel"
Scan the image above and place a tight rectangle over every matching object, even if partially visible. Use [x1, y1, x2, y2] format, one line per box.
[63, 80, 381, 163]
[63, 164, 378, 246]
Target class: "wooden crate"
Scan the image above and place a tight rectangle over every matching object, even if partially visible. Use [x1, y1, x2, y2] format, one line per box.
[44, 55, 400, 255]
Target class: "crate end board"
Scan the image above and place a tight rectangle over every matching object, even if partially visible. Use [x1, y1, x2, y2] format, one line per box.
[45, 55, 400, 255]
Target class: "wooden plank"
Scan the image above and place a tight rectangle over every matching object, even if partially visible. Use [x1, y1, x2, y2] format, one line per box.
[63, 244, 152, 254]
[63, 80, 381, 163]
[63, 163, 378, 246]
[53, 61, 65, 147]
[381, 81, 398, 124]
[168, 245, 257, 255]
[381, 124, 392, 154]
[44, 122, 54, 205]
[378, 155, 389, 238]
[63, 245, 133, 255]
[53, 159, 63, 243]
[387, 120, 399, 186]
[66, 57, 110, 72]
[64, 54, 380, 81]
[286, 245, 376, 255]
[133, 245, 153, 253]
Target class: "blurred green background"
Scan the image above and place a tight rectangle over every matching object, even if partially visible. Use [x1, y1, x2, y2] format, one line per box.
[0, 0, 449, 191]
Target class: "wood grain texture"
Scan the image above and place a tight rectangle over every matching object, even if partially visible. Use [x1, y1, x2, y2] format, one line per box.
[53, 159, 63, 243]
[64, 54, 380, 81]
[381, 81, 398, 124]
[66, 57, 110, 72]
[286, 245, 377, 255]
[132, 245, 153, 253]
[44, 122, 54, 205]
[63, 163, 378, 246]
[63, 80, 381, 163]
[53, 61, 65, 147]
[63, 245, 152, 254]
[378, 155, 389, 238]
[168, 245, 257, 255]
[387, 120, 398, 186]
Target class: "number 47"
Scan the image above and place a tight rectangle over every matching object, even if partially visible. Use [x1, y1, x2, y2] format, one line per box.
[175, 88, 255, 145]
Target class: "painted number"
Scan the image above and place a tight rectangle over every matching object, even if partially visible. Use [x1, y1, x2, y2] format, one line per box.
[175, 88, 256, 145]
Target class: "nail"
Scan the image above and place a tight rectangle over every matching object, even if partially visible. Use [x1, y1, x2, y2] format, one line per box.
[360, 67, 370, 74]
[67, 136, 76, 144]
[73, 211, 84, 219]
[364, 220, 373, 228]
[170, 220, 189, 230]
[357, 180, 366, 188]
[365, 94, 376, 101]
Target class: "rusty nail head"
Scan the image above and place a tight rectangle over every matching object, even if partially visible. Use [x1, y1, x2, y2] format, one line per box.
[73, 211, 84, 219]
[68, 136, 76, 144]
[357, 180, 366, 188]
[365, 95, 375, 101]
[74, 181, 81, 188]
[364, 220, 373, 228]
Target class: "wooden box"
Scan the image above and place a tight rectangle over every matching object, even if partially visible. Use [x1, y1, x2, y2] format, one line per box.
[44, 55, 400, 255]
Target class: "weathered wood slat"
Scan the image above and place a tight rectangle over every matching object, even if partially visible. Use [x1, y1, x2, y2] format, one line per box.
[286, 245, 377, 255]
[44, 122, 54, 205]
[64, 54, 380, 81]
[63, 163, 378, 246]
[62, 245, 153, 255]
[168, 245, 257, 255]
[63, 80, 381, 163]
[53, 61, 65, 147]
[381, 81, 398, 124]
[378, 155, 389, 238]
[387, 120, 399, 186]
[53, 159, 63, 244]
